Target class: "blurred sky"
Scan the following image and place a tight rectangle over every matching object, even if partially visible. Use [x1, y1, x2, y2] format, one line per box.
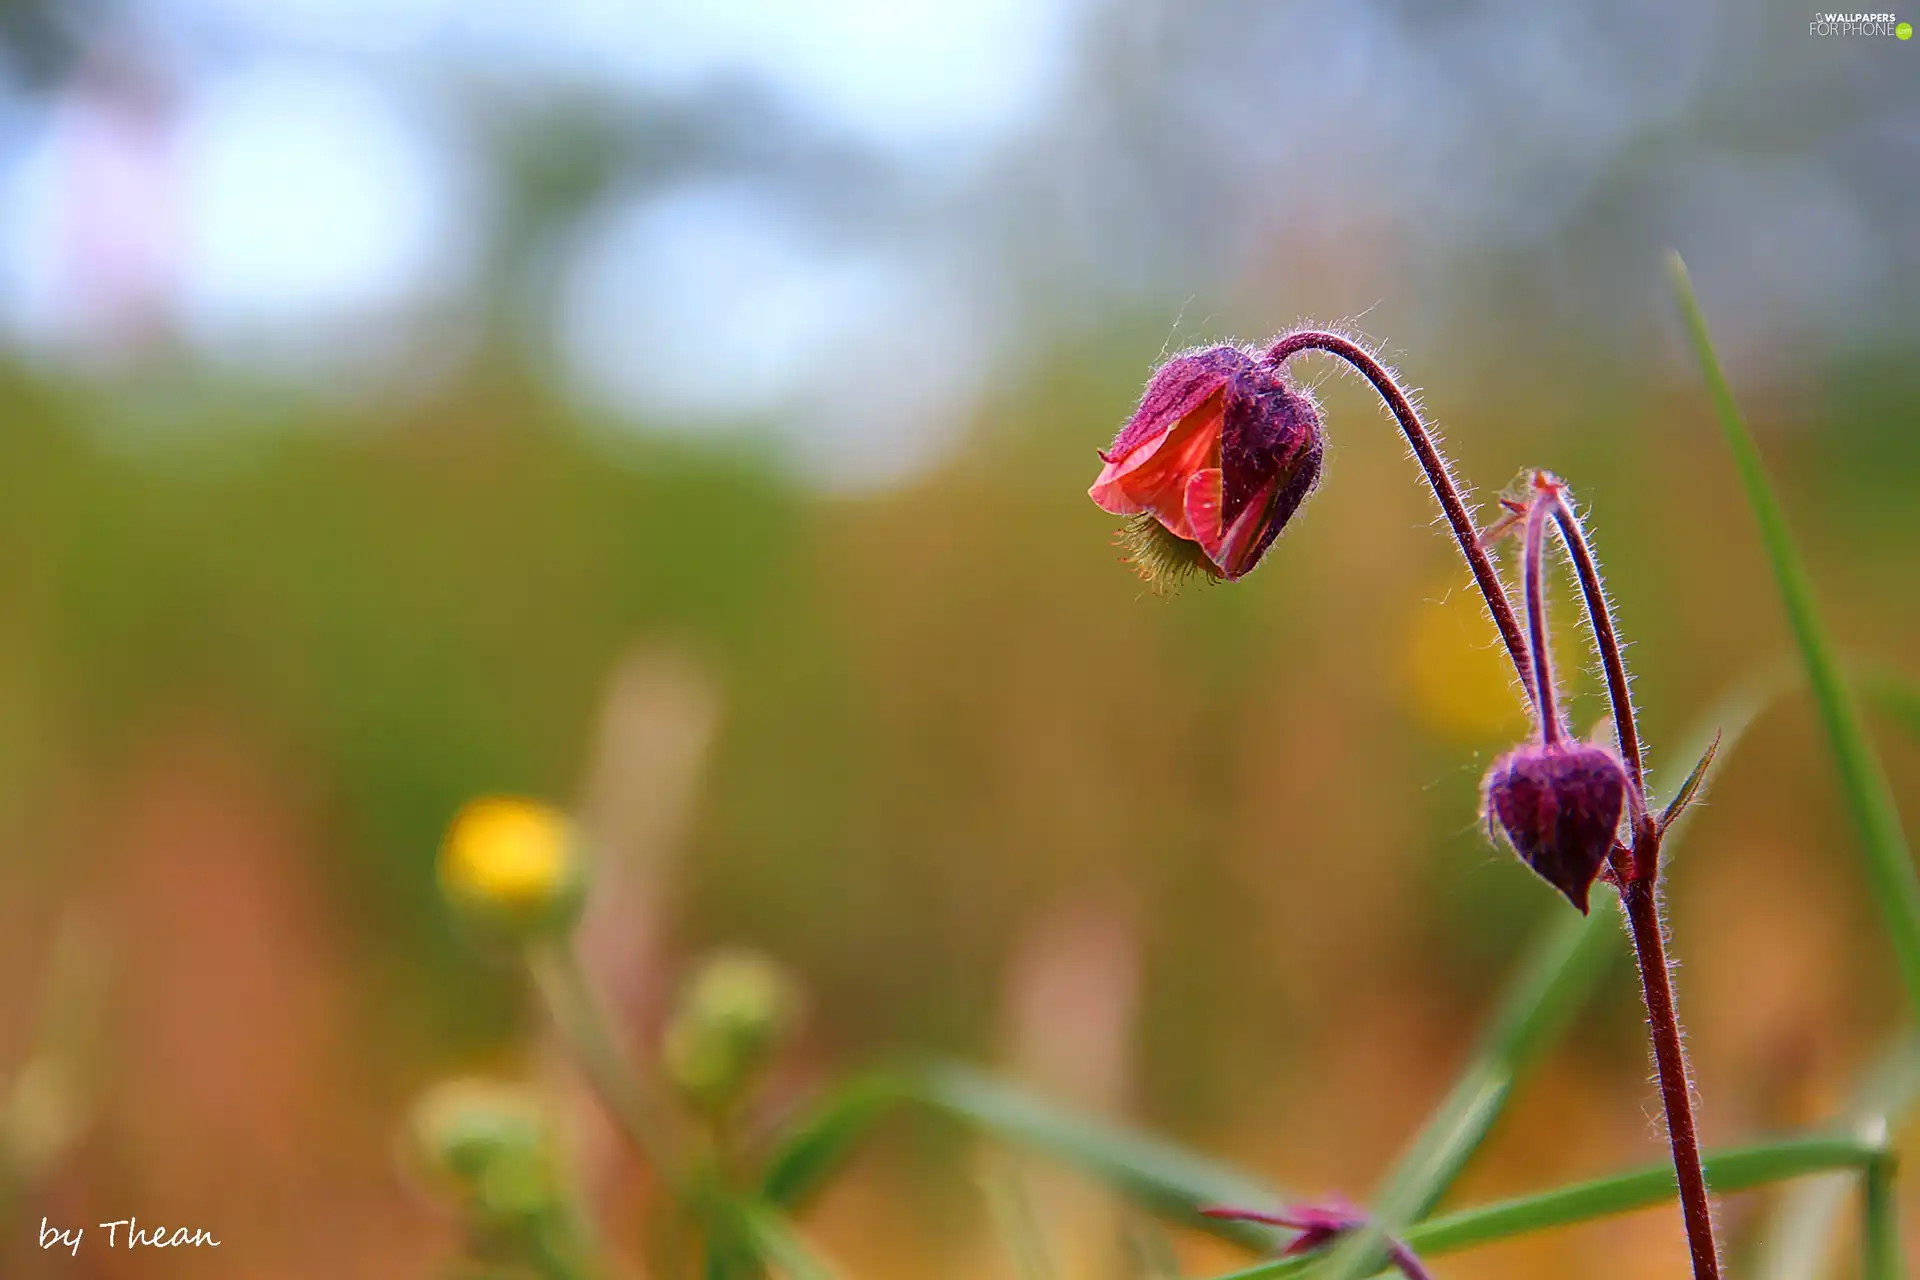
[1, 0, 1916, 487]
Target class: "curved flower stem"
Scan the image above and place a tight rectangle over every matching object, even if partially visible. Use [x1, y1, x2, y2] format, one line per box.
[1521, 482, 1561, 745]
[1537, 483, 1721, 1280]
[1264, 331, 1534, 708]
[1547, 495, 1646, 818]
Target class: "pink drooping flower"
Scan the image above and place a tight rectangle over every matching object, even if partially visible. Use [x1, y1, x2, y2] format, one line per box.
[1090, 346, 1323, 585]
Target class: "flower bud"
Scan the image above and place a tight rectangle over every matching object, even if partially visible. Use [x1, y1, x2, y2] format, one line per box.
[438, 797, 588, 940]
[1481, 742, 1628, 913]
[406, 1079, 554, 1208]
[405, 1079, 596, 1276]
[1089, 345, 1323, 587]
[660, 948, 802, 1112]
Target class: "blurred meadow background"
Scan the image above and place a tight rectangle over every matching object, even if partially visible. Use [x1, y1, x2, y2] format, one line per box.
[1, 0, 1918, 1275]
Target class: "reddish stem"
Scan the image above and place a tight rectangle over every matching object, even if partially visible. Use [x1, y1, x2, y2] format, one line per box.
[1548, 496, 1646, 822]
[1622, 874, 1720, 1280]
[1521, 483, 1562, 745]
[1265, 331, 1535, 708]
[1541, 484, 1721, 1280]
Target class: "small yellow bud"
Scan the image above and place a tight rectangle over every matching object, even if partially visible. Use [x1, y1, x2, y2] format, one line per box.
[661, 949, 802, 1112]
[439, 798, 587, 939]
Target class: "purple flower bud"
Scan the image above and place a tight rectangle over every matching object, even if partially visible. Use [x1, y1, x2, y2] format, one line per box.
[1089, 345, 1323, 584]
[1482, 742, 1628, 913]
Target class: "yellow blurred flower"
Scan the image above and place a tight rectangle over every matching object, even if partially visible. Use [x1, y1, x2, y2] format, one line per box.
[438, 797, 586, 938]
[1398, 582, 1532, 741]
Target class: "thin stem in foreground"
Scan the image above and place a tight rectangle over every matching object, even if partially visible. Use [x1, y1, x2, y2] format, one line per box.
[527, 940, 683, 1190]
[1265, 331, 1534, 708]
[1549, 496, 1647, 824]
[1522, 482, 1561, 744]
[1863, 1143, 1903, 1280]
[1539, 485, 1721, 1280]
[1621, 877, 1719, 1280]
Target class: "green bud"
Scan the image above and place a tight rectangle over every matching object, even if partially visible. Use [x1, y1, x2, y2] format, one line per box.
[660, 949, 801, 1112]
[405, 1080, 598, 1278]
[406, 1079, 554, 1205]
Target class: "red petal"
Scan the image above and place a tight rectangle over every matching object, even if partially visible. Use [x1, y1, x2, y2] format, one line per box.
[1186, 468, 1279, 579]
[1184, 467, 1225, 557]
[1100, 346, 1248, 464]
[1089, 392, 1223, 536]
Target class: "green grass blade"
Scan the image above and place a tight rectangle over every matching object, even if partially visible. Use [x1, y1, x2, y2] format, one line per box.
[1405, 1137, 1877, 1259]
[1862, 1146, 1903, 1280]
[911, 1062, 1291, 1253]
[757, 1062, 1289, 1253]
[760, 1071, 910, 1209]
[1667, 251, 1920, 1013]
[1211, 1134, 1882, 1280]
[734, 1200, 845, 1280]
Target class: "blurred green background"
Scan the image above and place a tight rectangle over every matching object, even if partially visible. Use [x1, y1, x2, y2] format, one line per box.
[0, 1, 1916, 1275]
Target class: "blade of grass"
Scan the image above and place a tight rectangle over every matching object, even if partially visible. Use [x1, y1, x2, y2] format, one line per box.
[733, 1200, 845, 1280]
[913, 1062, 1291, 1253]
[1211, 1134, 1884, 1280]
[1308, 670, 1787, 1280]
[760, 1071, 909, 1209]
[1861, 1143, 1903, 1280]
[758, 1062, 1290, 1253]
[1667, 251, 1920, 1014]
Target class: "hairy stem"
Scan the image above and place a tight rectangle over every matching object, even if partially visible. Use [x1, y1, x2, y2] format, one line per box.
[1543, 485, 1720, 1280]
[1548, 497, 1645, 817]
[1522, 484, 1561, 745]
[1622, 877, 1720, 1280]
[1265, 331, 1534, 707]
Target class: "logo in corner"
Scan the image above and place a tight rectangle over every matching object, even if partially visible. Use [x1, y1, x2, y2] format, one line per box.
[1809, 11, 1907, 35]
